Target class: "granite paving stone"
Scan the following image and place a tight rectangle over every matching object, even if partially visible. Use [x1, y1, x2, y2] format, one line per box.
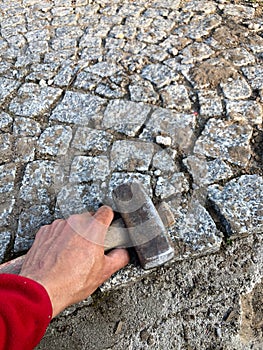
[110, 140, 154, 172]
[69, 156, 110, 183]
[198, 90, 223, 117]
[141, 64, 176, 88]
[13, 117, 41, 136]
[223, 4, 255, 19]
[0, 163, 16, 194]
[14, 137, 37, 163]
[160, 84, 191, 111]
[180, 43, 215, 64]
[242, 65, 263, 90]
[102, 99, 151, 137]
[0, 134, 13, 163]
[0, 231, 11, 263]
[152, 149, 178, 175]
[50, 91, 106, 125]
[222, 48, 255, 67]
[221, 77, 252, 100]
[183, 156, 233, 186]
[9, 83, 63, 118]
[37, 125, 73, 156]
[226, 100, 263, 126]
[72, 127, 113, 153]
[194, 118, 253, 167]
[0, 112, 13, 131]
[208, 175, 263, 237]
[0, 78, 20, 106]
[0, 199, 15, 226]
[155, 173, 189, 199]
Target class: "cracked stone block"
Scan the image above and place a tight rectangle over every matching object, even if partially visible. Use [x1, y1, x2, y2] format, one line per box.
[69, 156, 109, 183]
[86, 62, 121, 78]
[0, 163, 16, 194]
[226, 100, 262, 126]
[19, 160, 64, 204]
[223, 48, 255, 67]
[223, 5, 255, 19]
[14, 137, 36, 163]
[95, 83, 126, 99]
[55, 182, 105, 219]
[129, 78, 159, 104]
[14, 204, 53, 253]
[0, 231, 11, 262]
[198, 90, 223, 117]
[242, 65, 263, 90]
[72, 127, 113, 153]
[38, 125, 72, 156]
[140, 107, 196, 153]
[141, 64, 176, 88]
[50, 91, 106, 125]
[155, 173, 189, 199]
[171, 199, 222, 257]
[194, 118, 252, 167]
[153, 149, 178, 175]
[105, 172, 152, 210]
[0, 78, 20, 105]
[0, 133, 13, 163]
[208, 175, 263, 237]
[221, 77, 252, 100]
[74, 70, 100, 91]
[26, 63, 60, 81]
[53, 64, 76, 87]
[0, 112, 12, 131]
[9, 83, 62, 117]
[102, 99, 151, 137]
[0, 199, 15, 226]
[180, 43, 214, 64]
[183, 156, 233, 186]
[141, 44, 170, 62]
[110, 140, 154, 172]
[13, 117, 41, 136]
[160, 84, 191, 111]
[183, 14, 222, 40]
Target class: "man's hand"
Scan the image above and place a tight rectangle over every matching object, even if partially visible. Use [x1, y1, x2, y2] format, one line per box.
[20, 206, 130, 318]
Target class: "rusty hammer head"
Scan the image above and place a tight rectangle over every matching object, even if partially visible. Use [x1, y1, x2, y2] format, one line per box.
[112, 181, 174, 270]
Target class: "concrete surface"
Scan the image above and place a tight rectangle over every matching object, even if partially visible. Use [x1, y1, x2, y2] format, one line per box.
[0, 0, 262, 349]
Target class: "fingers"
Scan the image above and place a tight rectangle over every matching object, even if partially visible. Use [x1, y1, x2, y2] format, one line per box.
[103, 248, 130, 279]
[93, 206, 114, 227]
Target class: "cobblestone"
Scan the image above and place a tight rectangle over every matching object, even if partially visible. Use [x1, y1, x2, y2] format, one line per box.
[226, 100, 262, 126]
[194, 118, 253, 167]
[69, 156, 109, 183]
[221, 77, 252, 100]
[155, 173, 189, 199]
[72, 127, 113, 153]
[38, 125, 72, 156]
[208, 175, 263, 237]
[242, 65, 263, 90]
[160, 84, 191, 111]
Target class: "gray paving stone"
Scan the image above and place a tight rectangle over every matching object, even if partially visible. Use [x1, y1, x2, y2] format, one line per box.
[152, 149, 178, 175]
[160, 84, 191, 111]
[13, 117, 41, 136]
[19, 160, 64, 204]
[0, 163, 16, 194]
[50, 91, 106, 125]
[180, 43, 215, 64]
[69, 156, 109, 183]
[198, 90, 223, 117]
[53, 64, 76, 87]
[151, 0, 180, 10]
[221, 77, 252, 100]
[183, 156, 233, 186]
[14, 137, 36, 163]
[226, 100, 262, 126]
[170, 199, 222, 257]
[38, 125, 72, 156]
[155, 173, 189, 199]
[223, 48, 255, 67]
[183, 0, 217, 14]
[0, 78, 20, 105]
[9, 83, 62, 117]
[15, 204, 52, 252]
[242, 65, 263, 90]
[72, 127, 113, 153]
[180, 14, 221, 40]
[0, 231, 11, 262]
[110, 140, 154, 172]
[208, 175, 263, 237]
[0, 133, 13, 163]
[102, 99, 151, 137]
[223, 4, 255, 19]
[95, 83, 126, 99]
[86, 62, 122, 78]
[0, 112, 12, 131]
[74, 70, 100, 91]
[246, 34, 263, 54]
[140, 44, 171, 62]
[194, 118, 253, 167]
[141, 64, 176, 88]
[140, 107, 196, 153]
[26, 63, 60, 81]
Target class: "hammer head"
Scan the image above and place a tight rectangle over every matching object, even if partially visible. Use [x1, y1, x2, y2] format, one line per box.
[112, 182, 174, 270]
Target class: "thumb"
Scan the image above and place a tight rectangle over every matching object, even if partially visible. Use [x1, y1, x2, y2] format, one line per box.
[103, 248, 130, 279]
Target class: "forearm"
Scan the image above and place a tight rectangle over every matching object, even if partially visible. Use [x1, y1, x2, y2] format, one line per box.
[0, 274, 52, 350]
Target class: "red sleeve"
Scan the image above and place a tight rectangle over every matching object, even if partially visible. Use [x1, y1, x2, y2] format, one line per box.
[0, 274, 52, 350]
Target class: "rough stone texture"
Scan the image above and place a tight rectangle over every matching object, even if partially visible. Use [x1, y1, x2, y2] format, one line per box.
[102, 99, 151, 137]
[194, 118, 253, 167]
[208, 175, 263, 237]
[1, 0, 263, 348]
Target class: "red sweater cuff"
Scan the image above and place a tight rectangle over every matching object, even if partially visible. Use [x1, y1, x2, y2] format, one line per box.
[0, 274, 52, 350]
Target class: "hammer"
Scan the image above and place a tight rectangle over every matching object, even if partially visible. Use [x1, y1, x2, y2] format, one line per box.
[0, 182, 175, 274]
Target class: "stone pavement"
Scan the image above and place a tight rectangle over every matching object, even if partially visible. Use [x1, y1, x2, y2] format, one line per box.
[0, 0, 262, 348]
